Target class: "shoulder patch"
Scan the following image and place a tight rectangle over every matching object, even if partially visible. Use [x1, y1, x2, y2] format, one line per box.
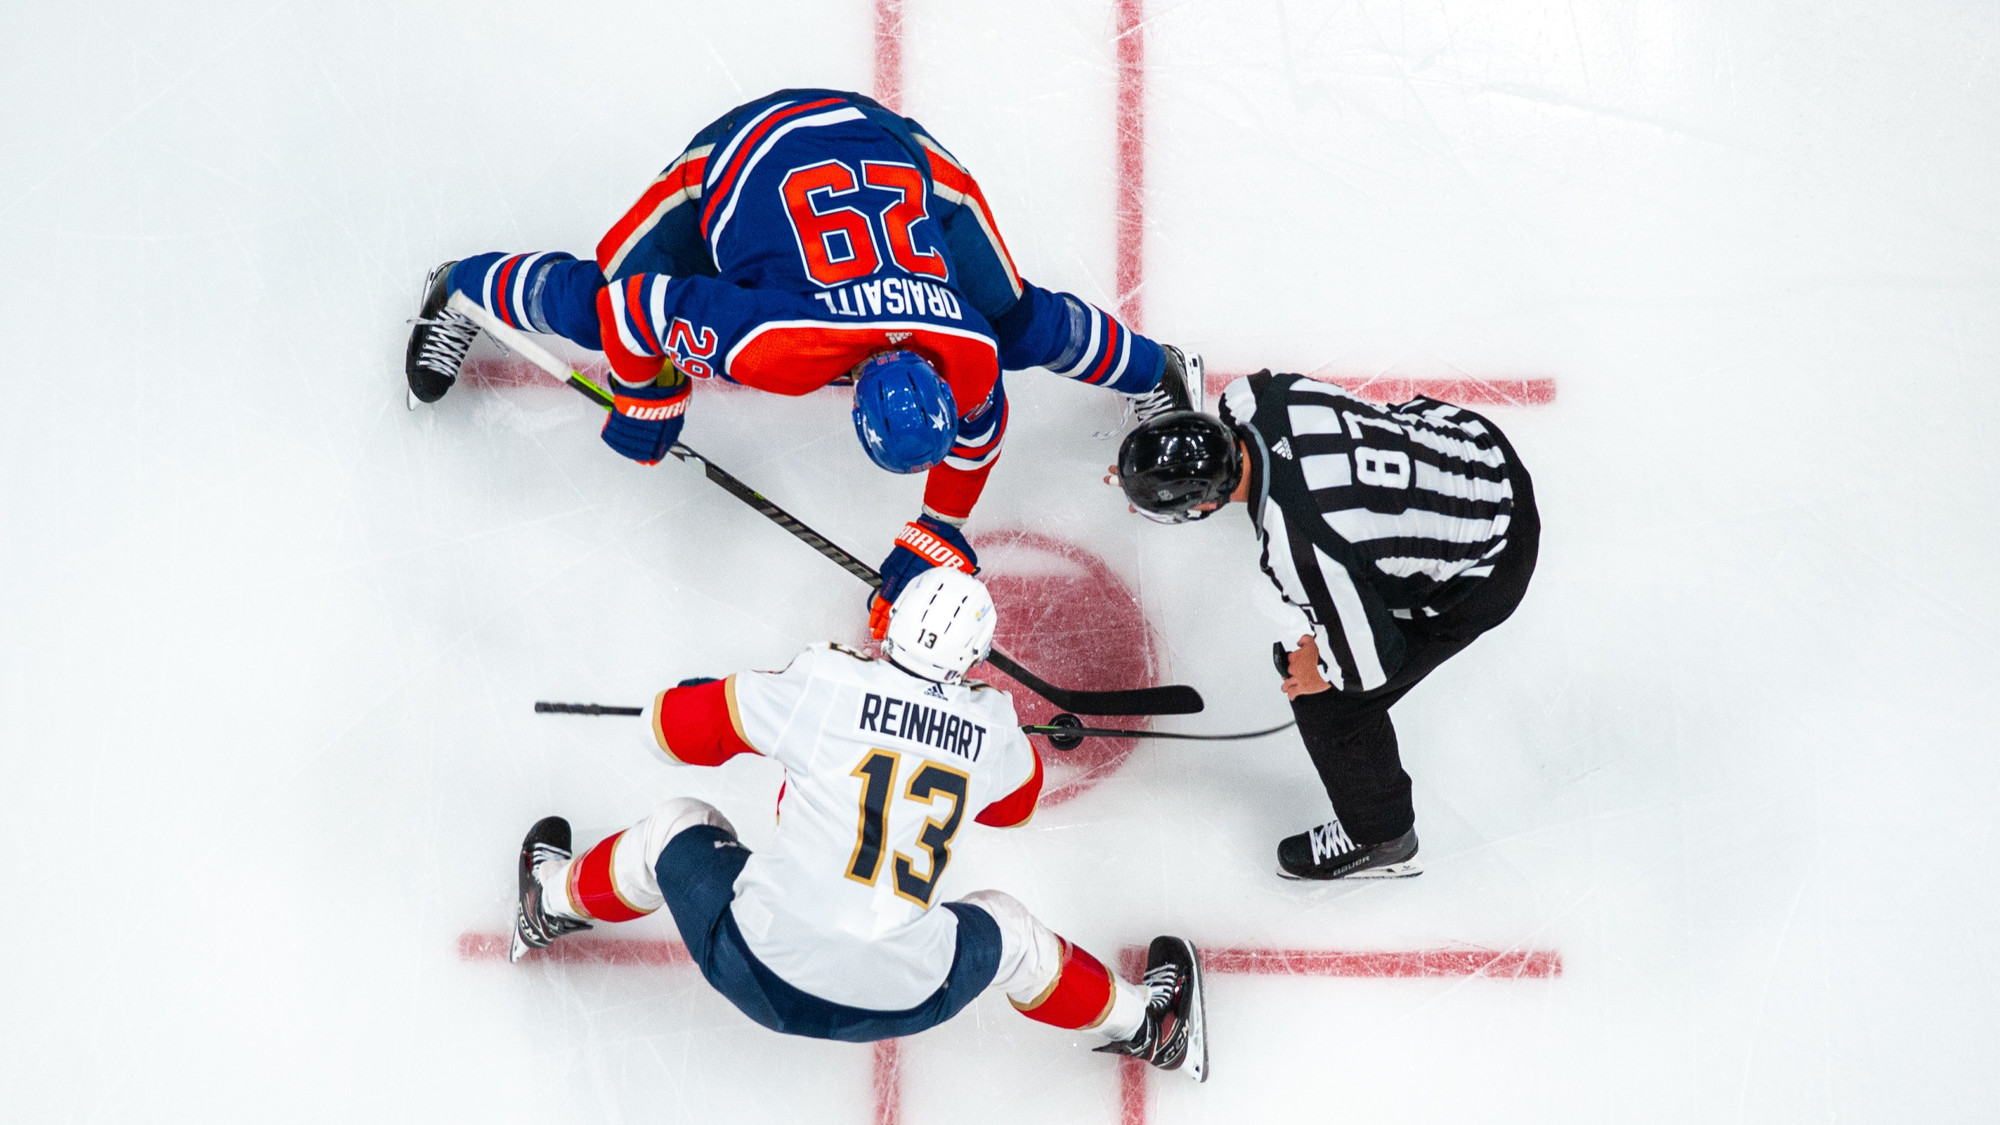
[825, 642, 874, 663]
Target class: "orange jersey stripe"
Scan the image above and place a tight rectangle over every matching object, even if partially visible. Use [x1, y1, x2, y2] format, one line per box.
[921, 142, 1022, 298]
[596, 149, 711, 275]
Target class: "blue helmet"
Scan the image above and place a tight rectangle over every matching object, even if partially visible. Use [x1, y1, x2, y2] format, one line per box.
[851, 351, 957, 474]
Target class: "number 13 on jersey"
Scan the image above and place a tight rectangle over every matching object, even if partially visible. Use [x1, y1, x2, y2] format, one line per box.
[845, 749, 969, 908]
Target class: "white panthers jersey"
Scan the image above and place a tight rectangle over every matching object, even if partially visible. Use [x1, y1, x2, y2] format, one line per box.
[712, 644, 1038, 1010]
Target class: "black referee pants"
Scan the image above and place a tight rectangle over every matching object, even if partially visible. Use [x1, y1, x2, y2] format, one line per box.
[1288, 448, 1540, 846]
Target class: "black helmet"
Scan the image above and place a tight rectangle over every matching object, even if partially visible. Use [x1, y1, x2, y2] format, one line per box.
[1117, 411, 1244, 524]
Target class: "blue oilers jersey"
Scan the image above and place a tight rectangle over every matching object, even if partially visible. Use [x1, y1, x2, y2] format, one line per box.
[597, 93, 1001, 394]
[595, 90, 1015, 519]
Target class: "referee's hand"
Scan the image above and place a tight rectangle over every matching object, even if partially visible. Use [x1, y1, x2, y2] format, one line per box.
[1281, 634, 1332, 700]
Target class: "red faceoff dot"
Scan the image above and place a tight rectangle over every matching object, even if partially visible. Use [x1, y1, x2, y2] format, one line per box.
[968, 529, 1157, 807]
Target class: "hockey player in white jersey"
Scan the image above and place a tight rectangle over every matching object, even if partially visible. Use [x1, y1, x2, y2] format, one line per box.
[506, 568, 1206, 1079]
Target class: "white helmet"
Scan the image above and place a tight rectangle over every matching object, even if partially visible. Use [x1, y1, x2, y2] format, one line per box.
[882, 568, 997, 684]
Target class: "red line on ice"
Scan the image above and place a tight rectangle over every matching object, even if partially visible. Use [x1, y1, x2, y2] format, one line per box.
[461, 356, 1558, 410]
[1117, 945, 1150, 1125]
[455, 931, 691, 966]
[873, 0, 905, 113]
[457, 933, 1561, 979]
[872, 1039, 903, 1125]
[1119, 1057, 1149, 1125]
[1114, 0, 1147, 331]
[1195, 945, 1562, 978]
[1207, 369, 1559, 408]
[1106, 0, 1554, 407]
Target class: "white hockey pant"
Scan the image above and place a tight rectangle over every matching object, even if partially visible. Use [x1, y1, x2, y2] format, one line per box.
[537, 797, 736, 922]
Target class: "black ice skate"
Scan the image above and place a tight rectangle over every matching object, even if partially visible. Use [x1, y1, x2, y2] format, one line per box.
[1093, 935, 1208, 1083]
[1130, 345, 1204, 422]
[1277, 824, 1422, 881]
[404, 260, 480, 407]
[510, 815, 592, 963]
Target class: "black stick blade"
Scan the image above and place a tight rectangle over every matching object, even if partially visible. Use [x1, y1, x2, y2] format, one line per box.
[1039, 684, 1206, 716]
[982, 649, 1205, 716]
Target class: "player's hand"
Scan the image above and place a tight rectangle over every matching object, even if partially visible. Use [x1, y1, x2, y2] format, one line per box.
[601, 383, 690, 464]
[870, 516, 977, 638]
[1281, 634, 1332, 699]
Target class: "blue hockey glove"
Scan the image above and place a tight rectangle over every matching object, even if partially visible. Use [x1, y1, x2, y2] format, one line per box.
[870, 516, 977, 638]
[602, 382, 690, 465]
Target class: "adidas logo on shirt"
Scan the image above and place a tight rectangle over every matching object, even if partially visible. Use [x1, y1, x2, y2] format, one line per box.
[1273, 437, 1294, 460]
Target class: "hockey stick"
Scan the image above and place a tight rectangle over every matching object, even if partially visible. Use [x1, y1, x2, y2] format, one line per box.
[534, 701, 1287, 749]
[1022, 711, 1295, 750]
[534, 701, 643, 716]
[448, 294, 1204, 716]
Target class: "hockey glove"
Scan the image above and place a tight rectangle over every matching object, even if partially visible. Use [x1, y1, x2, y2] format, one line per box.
[869, 516, 978, 638]
[601, 381, 690, 465]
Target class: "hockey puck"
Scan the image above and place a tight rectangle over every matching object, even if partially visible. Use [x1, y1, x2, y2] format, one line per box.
[1043, 713, 1087, 752]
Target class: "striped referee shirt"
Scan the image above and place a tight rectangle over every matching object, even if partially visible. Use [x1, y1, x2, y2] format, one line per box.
[1218, 373, 1519, 693]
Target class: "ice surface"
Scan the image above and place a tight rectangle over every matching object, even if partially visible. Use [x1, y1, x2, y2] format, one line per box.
[2, 1, 1997, 1121]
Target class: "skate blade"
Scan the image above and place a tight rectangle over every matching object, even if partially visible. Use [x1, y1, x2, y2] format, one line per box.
[407, 387, 421, 411]
[1182, 944, 1208, 1084]
[1344, 859, 1422, 879]
[1276, 859, 1424, 881]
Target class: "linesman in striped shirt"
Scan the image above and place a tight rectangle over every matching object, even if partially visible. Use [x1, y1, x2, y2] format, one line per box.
[1115, 373, 1540, 879]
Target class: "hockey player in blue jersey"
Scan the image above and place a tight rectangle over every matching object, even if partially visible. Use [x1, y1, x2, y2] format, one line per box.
[405, 88, 1200, 633]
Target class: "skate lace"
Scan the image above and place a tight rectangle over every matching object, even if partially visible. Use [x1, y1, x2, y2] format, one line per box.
[1130, 380, 1179, 421]
[528, 841, 571, 866]
[1309, 819, 1357, 864]
[1142, 963, 1183, 1010]
[413, 309, 479, 373]
[1129, 346, 1197, 424]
